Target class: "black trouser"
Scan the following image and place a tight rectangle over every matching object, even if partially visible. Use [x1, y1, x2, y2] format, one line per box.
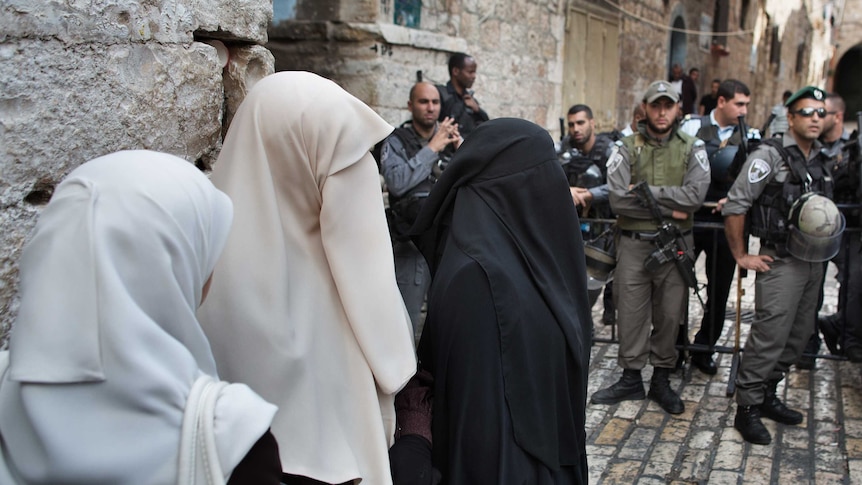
[690, 225, 736, 352]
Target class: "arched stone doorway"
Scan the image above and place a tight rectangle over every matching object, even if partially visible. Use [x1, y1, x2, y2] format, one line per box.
[668, 15, 687, 77]
[834, 42, 862, 120]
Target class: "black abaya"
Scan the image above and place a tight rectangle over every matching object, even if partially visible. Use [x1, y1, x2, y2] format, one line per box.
[412, 118, 591, 484]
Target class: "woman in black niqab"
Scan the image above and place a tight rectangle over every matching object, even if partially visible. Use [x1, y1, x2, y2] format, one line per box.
[411, 118, 591, 484]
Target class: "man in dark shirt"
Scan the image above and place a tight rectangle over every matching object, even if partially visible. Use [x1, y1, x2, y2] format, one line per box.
[699, 79, 721, 115]
[561, 104, 617, 325]
[437, 52, 489, 138]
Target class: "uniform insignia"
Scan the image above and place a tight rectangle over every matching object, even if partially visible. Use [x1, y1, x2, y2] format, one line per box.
[657, 83, 667, 93]
[814, 89, 823, 100]
[748, 159, 771, 183]
[606, 147, 624, 175]
[695, 148, 709, 172]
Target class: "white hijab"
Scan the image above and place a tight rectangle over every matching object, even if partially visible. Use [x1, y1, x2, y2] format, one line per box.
[198, 71, 416, 484]
[0, 151, 276, 484]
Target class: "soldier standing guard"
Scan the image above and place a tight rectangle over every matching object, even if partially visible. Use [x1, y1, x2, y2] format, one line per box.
[723, 86, 844, 445]
[679, 79, 759, 375]
[560, 103, 617, 325]
[590, 80, 710, 415]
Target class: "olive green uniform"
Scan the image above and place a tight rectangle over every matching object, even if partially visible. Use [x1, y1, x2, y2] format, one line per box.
[722, 134, 831, 406]
[607, 123, 710, 369]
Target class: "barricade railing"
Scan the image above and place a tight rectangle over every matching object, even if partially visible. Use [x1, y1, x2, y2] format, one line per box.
[582, 206, 860, 369]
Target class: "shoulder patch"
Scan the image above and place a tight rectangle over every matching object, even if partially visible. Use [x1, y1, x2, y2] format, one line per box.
[747, 159, 771, 183]
[614, 140, 624, 147]
[693, 139, 705, 147]
[606, 146, 624, 175]
[694, 148, 709, 172]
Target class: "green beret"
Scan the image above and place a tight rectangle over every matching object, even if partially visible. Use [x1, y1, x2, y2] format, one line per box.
[785, 86, 826, 107]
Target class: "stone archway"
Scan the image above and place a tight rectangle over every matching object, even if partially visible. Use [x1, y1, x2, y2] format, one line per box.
[668, 15, 687, 77]
[834, 42, 862, 120]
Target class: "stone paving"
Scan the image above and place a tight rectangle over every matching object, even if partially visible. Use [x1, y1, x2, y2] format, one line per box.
[586, 248, 862, 484]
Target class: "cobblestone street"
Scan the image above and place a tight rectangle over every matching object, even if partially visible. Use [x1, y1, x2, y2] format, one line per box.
[586, 245, 862, 484]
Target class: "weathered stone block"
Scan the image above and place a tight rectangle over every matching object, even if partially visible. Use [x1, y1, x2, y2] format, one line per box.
[0, 40, 224, 339]
[0, 0, 271, 44]
[222, 44, 276, 140]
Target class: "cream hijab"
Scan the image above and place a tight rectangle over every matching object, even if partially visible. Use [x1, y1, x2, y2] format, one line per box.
[198, 72, 416, 483]
[0, 151, 276, 484]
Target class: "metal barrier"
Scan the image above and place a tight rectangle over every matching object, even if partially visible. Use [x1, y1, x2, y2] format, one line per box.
[582, 212, 860, 370]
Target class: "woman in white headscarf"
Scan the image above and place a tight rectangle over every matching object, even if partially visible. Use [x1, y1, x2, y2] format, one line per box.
[197, 71, 417, 484]
[0, 151, 280, 485]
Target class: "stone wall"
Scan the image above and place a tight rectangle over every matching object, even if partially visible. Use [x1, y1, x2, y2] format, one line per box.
[270, 0, 568, 135]
[271, 0, 836, 135]
[0, 0, 841, 342]
[0, 0, 275, 343]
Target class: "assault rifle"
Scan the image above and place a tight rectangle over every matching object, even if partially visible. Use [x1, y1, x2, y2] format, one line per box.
[627, 181, 698, 290]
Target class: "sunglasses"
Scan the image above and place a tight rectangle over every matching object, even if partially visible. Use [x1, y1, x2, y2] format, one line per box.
[792, 107, 827, 118]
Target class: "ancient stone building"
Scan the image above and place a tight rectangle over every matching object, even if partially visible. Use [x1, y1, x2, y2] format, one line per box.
[269, 0, 843, 132]
[828, 0, 862, 120]
[0, 1, 275, 340]
[0, 0, 854, 341]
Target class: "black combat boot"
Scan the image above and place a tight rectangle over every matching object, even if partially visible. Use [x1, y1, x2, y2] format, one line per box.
[734, 405, 772, 445]
[647, 367, 684, 414]
[590, 369, 645, 404]
[760, 379, 804, 425]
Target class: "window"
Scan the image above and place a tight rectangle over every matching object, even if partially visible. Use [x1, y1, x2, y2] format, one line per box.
[394, 0, 421, 28]
[739, 0, 750, 29]
[712, 0, 729, 46]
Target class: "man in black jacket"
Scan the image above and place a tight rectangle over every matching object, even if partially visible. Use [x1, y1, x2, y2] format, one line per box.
[437, 52, 489, 138]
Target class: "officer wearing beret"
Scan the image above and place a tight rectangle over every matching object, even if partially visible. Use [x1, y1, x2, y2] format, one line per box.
[722, 86, 837, 444]
[591, 80, 710, 415]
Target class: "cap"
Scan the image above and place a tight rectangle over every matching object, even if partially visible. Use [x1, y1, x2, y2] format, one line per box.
[643, 81, 680, 103]
[785, 86, 825, 107]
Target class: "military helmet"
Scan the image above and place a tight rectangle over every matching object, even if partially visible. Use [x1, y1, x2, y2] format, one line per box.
[709, 145, 738, 184]
[786, 192, 845, 262]
[584, 231, 616, 290]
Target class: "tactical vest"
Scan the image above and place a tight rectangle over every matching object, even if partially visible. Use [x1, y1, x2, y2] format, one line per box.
[694, 116, 745, 209]
[562, 134, 613, 185]
[749, 138, 835, 246]
[618, 130, 697, 232]
[693, 117, 744, 159]
[821, 134, 860, 227]
[386, 122, 455, 239]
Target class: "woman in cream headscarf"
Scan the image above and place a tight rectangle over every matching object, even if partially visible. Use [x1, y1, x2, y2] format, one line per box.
[0, 150, 280, 484]
[198, 72, 417, 484]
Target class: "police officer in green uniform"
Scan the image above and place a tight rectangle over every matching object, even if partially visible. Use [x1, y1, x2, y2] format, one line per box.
[723, 86, 841, 445]
[590, 80, 710, 414]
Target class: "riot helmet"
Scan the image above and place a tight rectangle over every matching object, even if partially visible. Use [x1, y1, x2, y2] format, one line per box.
[786, 192, 845, 262]
[584, 228, 616, 290]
